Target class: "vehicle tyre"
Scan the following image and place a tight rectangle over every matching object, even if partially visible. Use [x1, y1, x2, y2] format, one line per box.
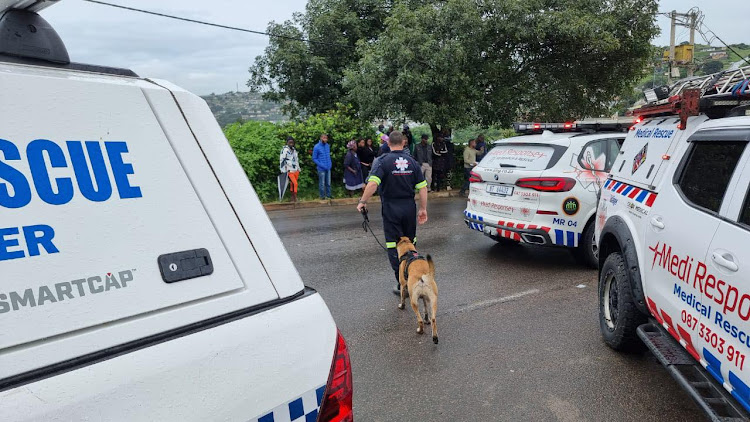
[598, 252, 646, 351]
[573, 221, 598, 269]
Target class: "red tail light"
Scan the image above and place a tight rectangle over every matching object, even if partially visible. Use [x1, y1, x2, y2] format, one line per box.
[468, 171, 483, 183]
[318, 330, 353, 422]
[532, 123, 541, 130]
[516, 177, 576, 192]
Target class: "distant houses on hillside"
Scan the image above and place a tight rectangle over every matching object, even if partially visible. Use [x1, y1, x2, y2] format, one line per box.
[201, 91, 287, 127]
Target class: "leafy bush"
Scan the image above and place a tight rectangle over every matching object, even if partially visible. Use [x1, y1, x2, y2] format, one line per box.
[224, 105, 375, 202]
[702, 60, 724, 75]
[224, 120, 283, 201]
[224, 109, 519, 201]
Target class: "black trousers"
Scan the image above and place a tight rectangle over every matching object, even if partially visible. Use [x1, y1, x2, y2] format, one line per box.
[461, 167, 472, 193]
[382, 198, 417, 283]
[432, 169, 444, 191]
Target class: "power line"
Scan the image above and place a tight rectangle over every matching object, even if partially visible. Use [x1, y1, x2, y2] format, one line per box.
[659, 8, 750, 68]
[697, 23, 750, 67]
[81, 0, 351, 48]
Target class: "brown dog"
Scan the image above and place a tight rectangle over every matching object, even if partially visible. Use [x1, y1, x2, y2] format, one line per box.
[396, 237, 438, 344]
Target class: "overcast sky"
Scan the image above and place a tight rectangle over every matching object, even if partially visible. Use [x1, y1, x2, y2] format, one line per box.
[41, 0, 750, 96]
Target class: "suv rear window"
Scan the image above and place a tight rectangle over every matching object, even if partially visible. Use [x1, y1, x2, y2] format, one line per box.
[578, 139, 621, 172]
[676, 141, 747, 213]
[481, 143, 560, 170]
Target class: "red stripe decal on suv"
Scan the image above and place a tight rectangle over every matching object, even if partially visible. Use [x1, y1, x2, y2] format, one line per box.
[605, 179, 658, 208]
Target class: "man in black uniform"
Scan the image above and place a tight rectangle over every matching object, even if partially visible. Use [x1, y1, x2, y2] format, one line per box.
[357, 131, 429, 294]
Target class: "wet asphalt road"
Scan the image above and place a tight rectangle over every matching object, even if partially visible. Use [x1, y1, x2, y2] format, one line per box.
[269, 197, 704, 421]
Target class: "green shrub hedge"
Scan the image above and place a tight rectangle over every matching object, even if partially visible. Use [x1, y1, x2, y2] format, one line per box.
[224, 105, 374, 202]
[224, 109, 513, 202]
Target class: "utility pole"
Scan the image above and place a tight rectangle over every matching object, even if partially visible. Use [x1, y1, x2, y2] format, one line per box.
[668, 10, 676, 84]
[667, 9, 700, 83]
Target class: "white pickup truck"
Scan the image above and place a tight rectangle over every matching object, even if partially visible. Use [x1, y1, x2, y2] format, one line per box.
[0, 2, 351, 421]
[596, 71, 750, 420]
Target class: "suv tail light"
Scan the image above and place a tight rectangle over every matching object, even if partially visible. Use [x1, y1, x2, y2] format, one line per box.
[468, 171, 483, 183]
[318, 330, 353, 422]
[515, 177, 576, 192]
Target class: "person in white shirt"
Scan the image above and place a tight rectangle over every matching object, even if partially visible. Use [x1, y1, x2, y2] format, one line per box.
[279, 136, 300, 202]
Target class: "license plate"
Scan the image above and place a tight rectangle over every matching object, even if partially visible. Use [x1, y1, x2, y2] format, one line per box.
[486, 185, 514, 196]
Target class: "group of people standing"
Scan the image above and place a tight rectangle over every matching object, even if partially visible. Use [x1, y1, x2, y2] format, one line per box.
[412, 134, 454, 192]
[280, 132, 365, 201]
[278, 128, 489, 201]
[279, 133, 333, 201]
[459, 134, 486, 196]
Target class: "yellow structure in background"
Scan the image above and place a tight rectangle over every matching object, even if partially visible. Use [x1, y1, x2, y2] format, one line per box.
[663, 45, 694, 64]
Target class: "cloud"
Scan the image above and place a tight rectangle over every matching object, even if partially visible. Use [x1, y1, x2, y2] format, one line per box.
[38, 1, 749, 95]
[40, 0, 307, 95]
[654, 1, 749, 47]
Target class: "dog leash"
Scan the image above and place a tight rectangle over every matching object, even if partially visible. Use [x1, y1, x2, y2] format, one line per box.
[361, 208, 388, 252]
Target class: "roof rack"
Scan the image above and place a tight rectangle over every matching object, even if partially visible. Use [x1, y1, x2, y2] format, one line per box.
[513, 117, 635, 135]
[632, 64, 750, 128]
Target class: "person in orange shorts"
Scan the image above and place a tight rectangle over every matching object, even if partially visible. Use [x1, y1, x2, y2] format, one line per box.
[280, 136, 300, 202]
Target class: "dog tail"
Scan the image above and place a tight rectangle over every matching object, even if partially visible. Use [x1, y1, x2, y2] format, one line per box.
[426, 254, 435, 277]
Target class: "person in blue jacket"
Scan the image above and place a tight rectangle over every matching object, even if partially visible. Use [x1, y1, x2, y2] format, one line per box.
[312, 133, 333, 199]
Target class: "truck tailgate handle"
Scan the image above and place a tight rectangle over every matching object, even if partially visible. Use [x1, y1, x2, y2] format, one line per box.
[158, 248, 214, 283]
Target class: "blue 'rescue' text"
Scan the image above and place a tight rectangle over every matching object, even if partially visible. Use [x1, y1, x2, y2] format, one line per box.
[0, 139, 142, 261]
[635, 128, 675, 139]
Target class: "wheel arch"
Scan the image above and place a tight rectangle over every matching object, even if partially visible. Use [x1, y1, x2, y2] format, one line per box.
[599, 216, 649, 315]
[581, 211, 596, 234]
[575, 208, 597, 246]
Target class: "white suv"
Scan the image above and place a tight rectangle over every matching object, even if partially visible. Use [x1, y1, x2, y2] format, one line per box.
[596, 75, 750, 418]
[463, 126, 624, 267]
[0, 4, 350, 421]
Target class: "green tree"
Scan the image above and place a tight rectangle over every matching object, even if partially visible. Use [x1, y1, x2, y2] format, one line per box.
[248, 0, 389, 118]
[345, 0, 658, 137]
[702, 60, 724, 75]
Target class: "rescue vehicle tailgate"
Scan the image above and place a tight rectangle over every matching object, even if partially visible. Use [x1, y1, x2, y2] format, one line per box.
[613, 116, 708, 188]
[0, 290, 336, 422]
[0, 63, 283, 379]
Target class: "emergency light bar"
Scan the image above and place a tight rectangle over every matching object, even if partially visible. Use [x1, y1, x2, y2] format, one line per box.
[514, 122, 576, 134]
[514, 118, 635, 135]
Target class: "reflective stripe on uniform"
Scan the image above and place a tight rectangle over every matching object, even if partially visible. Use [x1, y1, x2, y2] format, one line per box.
[386, 241, 397, 248]
[369, 175, 382, 185]
[415, 180, 427, 189]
